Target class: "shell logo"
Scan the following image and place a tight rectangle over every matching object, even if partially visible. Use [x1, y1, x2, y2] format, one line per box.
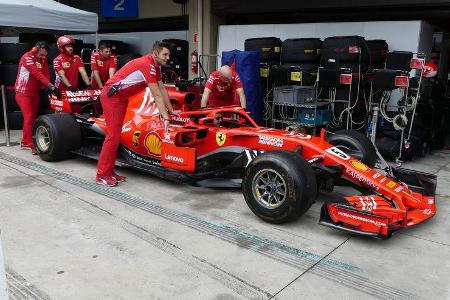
[350, 160, 369, 172]
[144, 132, 162, 156]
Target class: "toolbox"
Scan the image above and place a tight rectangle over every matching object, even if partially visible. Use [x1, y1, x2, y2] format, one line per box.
[298, 107, 331, 125]
[273, 85, 315, 104]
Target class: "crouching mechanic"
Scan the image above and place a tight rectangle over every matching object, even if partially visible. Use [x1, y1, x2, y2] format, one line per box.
[14, 41, 59, 153]
[90, 42, 117, 89]
[53, 35, 91, 92]
[200, 65, 246, 109]
[96, 41, 177, 187]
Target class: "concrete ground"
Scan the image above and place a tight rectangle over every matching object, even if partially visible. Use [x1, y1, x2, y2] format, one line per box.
[0, 130, 449, 300]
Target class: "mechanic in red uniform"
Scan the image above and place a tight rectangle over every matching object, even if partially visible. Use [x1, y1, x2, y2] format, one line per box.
[53, 35, 91, 92]
[14, 41, 59, 153]
[96, 41, 177, 187]
[200, 65, 246, 109]
[90, 42, 117, 89]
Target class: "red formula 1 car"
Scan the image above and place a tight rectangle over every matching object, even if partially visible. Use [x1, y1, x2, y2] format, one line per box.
[33, 81, 437, 238]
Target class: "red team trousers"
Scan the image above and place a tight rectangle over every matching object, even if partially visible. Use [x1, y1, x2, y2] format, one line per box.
[15, 93, 40, 146]
[96, 87, 128, 177]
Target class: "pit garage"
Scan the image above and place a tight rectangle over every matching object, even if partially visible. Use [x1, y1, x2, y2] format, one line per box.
[0, 1, 450, 300]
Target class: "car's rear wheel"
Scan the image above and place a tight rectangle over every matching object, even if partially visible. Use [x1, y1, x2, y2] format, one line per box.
[33, 113, 81, 161]
[327, 130, 378, 167]
[242, 150, 317, 223]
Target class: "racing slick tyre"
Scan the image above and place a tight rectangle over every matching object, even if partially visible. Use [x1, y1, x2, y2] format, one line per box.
[32, 113, 81, 162]
[242, 150, 317, 223]
[365, 39, 388, 64]
[281, 38, 322, 63]
[244, 37, 282, 61]
[322, 36, 369, 63]
[327, 130, 377, 167]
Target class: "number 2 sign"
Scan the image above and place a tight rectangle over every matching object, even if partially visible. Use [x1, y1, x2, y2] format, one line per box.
[101, 0, 139, 18]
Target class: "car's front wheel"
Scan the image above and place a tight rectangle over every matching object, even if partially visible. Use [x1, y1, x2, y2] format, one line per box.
[242, 150, 317, 223]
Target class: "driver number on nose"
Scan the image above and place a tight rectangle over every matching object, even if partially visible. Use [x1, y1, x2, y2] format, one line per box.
[325, 147, 350, 160]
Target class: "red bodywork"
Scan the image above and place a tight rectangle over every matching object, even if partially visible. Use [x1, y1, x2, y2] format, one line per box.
[48, 85, 437, 238]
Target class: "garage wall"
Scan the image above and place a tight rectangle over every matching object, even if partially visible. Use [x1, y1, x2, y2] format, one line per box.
[218, 21, 431, 67]
[74, 31, 188, 55]
[139, 0, 184, 18]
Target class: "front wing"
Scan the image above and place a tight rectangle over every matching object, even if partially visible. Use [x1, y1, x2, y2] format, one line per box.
[319, 168, 437, 238]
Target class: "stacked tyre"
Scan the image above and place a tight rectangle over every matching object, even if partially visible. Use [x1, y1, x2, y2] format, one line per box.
[245, 37, 282, 95]
[366, 39, 388, 70]
[321, 36, 369, 127]
[99, 40, 130, 56]
[0, 43, 55, 130]
[162, 39, 189, 81]
[364, 40, 389, 104]
[322, 36, 368, 66]
[280, 38, 322, 86]
[0, 43, 29, 129]
[245, 37, 282, 64]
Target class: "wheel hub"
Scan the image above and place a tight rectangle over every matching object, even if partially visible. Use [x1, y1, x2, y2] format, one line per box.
[252, 169, 287, 209]
[35, 125, 50, 152]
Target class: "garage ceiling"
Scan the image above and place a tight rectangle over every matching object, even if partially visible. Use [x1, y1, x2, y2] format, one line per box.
[212, 0, 450, 30]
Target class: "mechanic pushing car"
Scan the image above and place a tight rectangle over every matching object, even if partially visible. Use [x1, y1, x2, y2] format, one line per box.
[90, 42, 117, 89]
[53, 35, 92, 92]
[200, 65, 246, 109]
[96, 41, 178, 187]
[14, 41, 59, 154]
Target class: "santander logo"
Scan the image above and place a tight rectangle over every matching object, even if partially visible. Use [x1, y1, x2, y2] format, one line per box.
[164, 153, 184, 163]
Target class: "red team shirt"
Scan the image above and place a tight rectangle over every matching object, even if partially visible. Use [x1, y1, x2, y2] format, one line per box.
[106, 55, 161, 98]
[90, 51, 117, 89]
[53, 53, 83, 91]
[204, 70, 243, 107]
[15, 50, 50, 95]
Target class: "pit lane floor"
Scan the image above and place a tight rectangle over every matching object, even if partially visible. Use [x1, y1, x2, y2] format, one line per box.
[0, 130, 449, 300]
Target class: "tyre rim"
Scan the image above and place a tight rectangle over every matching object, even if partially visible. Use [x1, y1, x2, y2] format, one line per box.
[35, 125, 50, 152]
[252, 169, 287, 209]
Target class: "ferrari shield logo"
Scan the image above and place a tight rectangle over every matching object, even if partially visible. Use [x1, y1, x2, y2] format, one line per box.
[132, 131, 141, 147]
[216, 132, 226, 146]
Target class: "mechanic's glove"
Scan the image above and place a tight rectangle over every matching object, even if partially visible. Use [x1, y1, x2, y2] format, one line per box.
[170, 110, 180, 117]
[67, 85, 79, 92]
[164, 118, 170, 134]
[52, 87, 61, 99]
[107, 85, 119, 97]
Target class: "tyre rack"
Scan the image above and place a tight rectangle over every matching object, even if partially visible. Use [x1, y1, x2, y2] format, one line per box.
[367, 52, 425, 163]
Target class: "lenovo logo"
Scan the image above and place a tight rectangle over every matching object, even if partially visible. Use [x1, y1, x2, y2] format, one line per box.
[164, 153, 184, 163]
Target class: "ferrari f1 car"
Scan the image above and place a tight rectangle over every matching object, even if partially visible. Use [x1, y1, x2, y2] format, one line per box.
[32, 81, 437, 238]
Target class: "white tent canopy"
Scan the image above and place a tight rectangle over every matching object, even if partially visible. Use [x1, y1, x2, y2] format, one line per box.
[0, 0, 98, 33]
